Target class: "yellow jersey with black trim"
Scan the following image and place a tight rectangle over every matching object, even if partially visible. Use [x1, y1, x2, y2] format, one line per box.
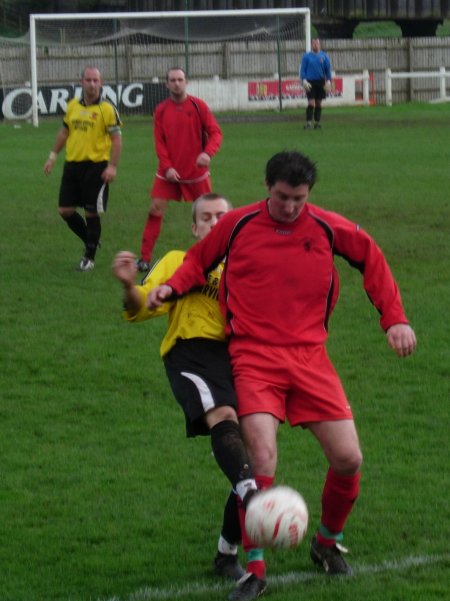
[63, 96, 122, 162]
[124, 250, 225, 357]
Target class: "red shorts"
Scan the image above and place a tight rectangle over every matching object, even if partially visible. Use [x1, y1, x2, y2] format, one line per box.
[150, 175, 212, 202]
[229, 339, 353, 426]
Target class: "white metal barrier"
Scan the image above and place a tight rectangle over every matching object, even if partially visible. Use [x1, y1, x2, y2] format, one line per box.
[346, 69, 372, 106]
[385, 67, 450, 106]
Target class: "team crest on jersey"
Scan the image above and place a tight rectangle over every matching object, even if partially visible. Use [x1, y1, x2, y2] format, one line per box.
[201, 265, 222, 300]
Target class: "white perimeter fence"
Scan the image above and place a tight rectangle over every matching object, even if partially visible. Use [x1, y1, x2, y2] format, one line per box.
[2, 34, 450, 120]
[385, 67, 450, 105]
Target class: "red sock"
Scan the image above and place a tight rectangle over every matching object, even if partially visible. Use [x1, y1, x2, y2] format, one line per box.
[255, 475, 274, 494]
[140, 213, 162, 262]
[246, 559, 266, 580]
[318, 468, 360, 546]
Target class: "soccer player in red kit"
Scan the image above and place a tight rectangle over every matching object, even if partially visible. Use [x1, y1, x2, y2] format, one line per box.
[136, 67, 223, 272]
[147, 151, 417, 601]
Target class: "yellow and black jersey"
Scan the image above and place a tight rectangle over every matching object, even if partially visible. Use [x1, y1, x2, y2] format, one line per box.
[63, 96, 122, 162]
[124, 250, 226, 357]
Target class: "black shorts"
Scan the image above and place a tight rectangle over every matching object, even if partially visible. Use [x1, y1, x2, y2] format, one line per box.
[306, 79, 327, 101]
[163, 338, 237, 438]
[59, 161, 109, 213]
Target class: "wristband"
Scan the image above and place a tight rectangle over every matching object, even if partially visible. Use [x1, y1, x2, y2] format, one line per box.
[48, 151, 57, 161]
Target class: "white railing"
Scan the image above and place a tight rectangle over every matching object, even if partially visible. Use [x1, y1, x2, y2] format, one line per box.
[345, 69, 372, 106]
[385, 67, 450, 106]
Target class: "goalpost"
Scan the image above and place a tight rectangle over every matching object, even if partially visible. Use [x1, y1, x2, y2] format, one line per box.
[29, 8, 311, 127]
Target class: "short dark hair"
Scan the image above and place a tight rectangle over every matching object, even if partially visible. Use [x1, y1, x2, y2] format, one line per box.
[192, 193, 232, 223]
[166, 67, 186, 80]
[265, 151, 317, 189]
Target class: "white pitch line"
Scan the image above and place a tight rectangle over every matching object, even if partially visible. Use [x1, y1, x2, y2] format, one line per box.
[99, 553, 450, 601]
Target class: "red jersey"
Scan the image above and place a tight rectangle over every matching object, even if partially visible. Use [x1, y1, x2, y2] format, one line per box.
[166, 200, 409, 346]
[153, 94, 222, 182]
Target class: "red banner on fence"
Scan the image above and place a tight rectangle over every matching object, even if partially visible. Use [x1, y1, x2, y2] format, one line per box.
[248, 78, 343, 100]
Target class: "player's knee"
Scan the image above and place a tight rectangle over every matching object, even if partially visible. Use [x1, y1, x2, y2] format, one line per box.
[348, 449, 363, 473]
[206, 405, 238, 428]
[150, 199, 167, 217]
[58, 207, 74, 220]
[249, 443, 277, 476]
[333, 448, 363, 475]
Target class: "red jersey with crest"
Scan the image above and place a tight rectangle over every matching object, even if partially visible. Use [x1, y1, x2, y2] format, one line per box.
[166, 200, 409, 346]
[153, 95, 222, 182]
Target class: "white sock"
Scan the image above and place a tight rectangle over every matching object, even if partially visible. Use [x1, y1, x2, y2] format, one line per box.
[218, 535, 238, 555]
[236, 478, 258, 502]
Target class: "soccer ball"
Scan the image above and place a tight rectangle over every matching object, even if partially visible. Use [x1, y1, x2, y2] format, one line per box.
[245, 485, 308, 549]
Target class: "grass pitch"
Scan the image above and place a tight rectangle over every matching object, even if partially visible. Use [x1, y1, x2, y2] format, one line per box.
[0, 103, 449, 601]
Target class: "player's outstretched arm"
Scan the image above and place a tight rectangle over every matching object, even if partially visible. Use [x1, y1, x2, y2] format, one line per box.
[386, 324, 417, 357]
[146, 285, 173, 309]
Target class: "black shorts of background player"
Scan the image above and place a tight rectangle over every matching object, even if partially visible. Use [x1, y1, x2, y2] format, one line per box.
[300, 38, 332, 130]
[44, 66, 122, 271]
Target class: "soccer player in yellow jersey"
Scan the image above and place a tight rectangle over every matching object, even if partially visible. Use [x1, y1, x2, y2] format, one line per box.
[112, 193, 259, 583]
[44, 66, 122, 271]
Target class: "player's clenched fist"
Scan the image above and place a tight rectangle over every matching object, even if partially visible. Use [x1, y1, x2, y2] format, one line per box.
[386, 324, 417, 357]
[147, 284, 173, 309]
[112, 251, 137, 285]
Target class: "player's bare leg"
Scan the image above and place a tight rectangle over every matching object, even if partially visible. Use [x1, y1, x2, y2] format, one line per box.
[228, 413, 280, 600]
[307, 419, 362, 575]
